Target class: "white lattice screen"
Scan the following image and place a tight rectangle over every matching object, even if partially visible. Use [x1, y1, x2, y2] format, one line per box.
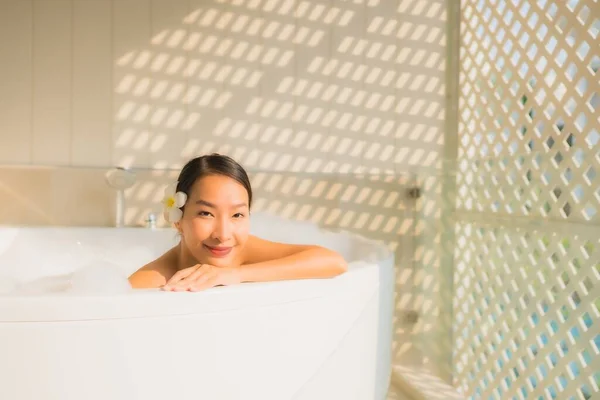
[454, 0, 599, 399]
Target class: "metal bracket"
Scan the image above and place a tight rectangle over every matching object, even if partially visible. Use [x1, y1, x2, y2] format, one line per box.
[406, 187, 422, 199]
[401, 309, 419, 324]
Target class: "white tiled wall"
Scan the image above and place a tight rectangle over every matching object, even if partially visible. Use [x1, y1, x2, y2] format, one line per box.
[0, 0, 446, 173]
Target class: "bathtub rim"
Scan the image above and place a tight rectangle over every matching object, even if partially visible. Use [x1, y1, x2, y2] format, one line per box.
[0, 256, 393, 322]
[0, 217, 394, 323]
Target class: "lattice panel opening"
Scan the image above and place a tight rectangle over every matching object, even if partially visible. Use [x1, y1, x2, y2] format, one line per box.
[455, 0, 600, 399]
[458, 0, 600, 224]
[453, 221, 600, 400]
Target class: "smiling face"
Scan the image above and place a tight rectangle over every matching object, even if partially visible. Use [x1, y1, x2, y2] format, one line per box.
[175, 174, 251, 268]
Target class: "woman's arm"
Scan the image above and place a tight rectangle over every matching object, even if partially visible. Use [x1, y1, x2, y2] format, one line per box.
[128, 248, 177, 289]
[162, 236, 348, 291]
[237, 235, 348, 282]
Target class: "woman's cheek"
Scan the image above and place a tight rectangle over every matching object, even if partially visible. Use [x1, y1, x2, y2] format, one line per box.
[235, 221, 250, 238]
[190, 218, 211, 234]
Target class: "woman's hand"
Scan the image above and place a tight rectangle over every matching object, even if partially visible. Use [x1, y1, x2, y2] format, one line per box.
[162, 264, 241, 292]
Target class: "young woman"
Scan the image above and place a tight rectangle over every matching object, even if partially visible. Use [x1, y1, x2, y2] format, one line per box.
[128, 154, 347, 291]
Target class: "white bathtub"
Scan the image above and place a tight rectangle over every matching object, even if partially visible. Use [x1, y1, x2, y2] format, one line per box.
[0, 213, 394, 400]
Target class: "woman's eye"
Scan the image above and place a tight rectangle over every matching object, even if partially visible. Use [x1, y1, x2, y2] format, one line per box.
[233, 213, 244, 218]
[198, 211, 213, 217]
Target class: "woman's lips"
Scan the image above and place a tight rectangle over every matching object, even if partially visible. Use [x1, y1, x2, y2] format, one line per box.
[203, 244, 232, 257]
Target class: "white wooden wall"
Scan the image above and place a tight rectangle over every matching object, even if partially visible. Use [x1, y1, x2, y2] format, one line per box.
[0, 0, 446, 174]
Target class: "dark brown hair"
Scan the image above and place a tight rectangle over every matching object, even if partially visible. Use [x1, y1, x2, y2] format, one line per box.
[176, 153, 252, 209]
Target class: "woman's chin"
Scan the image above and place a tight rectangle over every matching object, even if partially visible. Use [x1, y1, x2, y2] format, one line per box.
[197, 253, 238, 268]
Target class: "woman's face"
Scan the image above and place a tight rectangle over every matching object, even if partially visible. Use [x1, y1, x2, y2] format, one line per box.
[176, 174, 251, 268]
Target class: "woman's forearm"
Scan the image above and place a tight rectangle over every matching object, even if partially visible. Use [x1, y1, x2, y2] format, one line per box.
[237, 247, 347, 283]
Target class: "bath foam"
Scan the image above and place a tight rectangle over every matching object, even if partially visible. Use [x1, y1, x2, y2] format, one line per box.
[0, 241, 132, 295]
[0, 228, 161, 295]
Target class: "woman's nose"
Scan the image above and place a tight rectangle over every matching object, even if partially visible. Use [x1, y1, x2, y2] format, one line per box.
[212, 218, 233, 241]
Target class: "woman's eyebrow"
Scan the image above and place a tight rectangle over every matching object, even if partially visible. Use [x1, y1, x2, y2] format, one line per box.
[195, 199, 247, 208]
[195, 199, 216, 208]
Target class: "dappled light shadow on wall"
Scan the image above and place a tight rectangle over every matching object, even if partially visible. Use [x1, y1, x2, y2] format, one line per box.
[112, 0, 445, 173]
[113, 0, 448, 375]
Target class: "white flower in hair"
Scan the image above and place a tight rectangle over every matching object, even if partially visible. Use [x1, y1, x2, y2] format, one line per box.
[162, 182, 187, 223]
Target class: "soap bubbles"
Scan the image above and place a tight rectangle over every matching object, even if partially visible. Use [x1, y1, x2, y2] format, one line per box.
[0, 260, 132, 296]
[68, 261, 132, 294]
[0, 232, 133, 295]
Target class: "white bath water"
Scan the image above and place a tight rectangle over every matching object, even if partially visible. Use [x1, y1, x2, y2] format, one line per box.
[2, 262, 131, 295]
[0, 230, 141, 295]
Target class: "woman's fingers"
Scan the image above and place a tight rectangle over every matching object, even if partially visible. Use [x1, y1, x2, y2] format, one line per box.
[189, 276, 218, 292]
[173, 267, 210, 290]
[163, 264, 222, 292]
[163, 265, 199, 288]
[186, 265, 210, 282]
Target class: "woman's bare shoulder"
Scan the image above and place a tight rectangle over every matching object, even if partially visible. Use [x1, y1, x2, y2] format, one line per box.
[241, 234, 315, 265]
[128, 248, 178, 289]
